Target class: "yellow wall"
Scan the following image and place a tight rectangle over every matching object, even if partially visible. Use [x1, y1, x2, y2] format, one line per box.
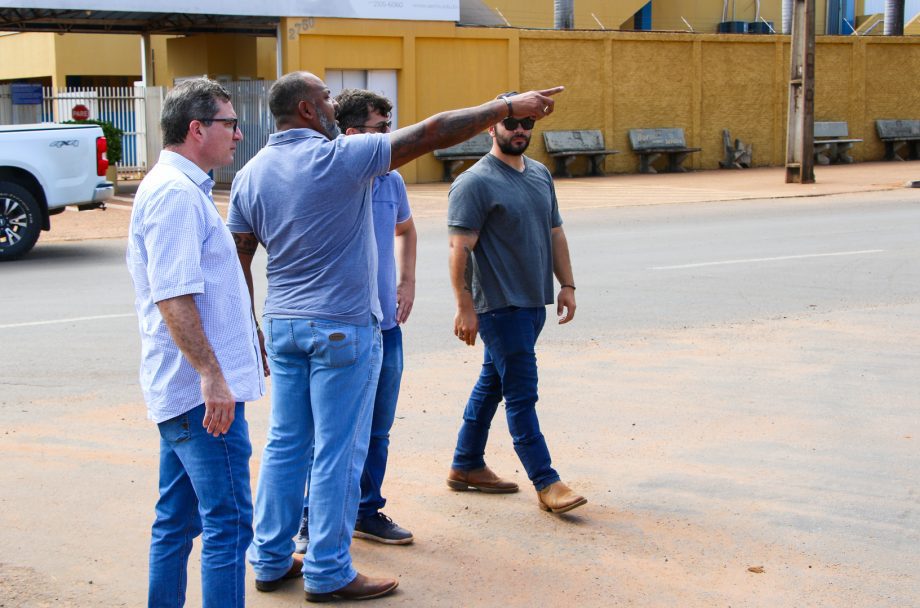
[257, 37, 277, 80]
[287, 22, 920, 181]
[166, 34, 265, 84]
[0, 32, 179, 88]
[0, 33, 56, 82]
[53, 34, 141, 88]
[285, 18, 519, 183]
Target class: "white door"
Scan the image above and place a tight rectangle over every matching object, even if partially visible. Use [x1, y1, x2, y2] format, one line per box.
[326, 69, 398, 129]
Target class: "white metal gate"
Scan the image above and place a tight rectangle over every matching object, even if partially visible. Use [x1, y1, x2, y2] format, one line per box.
[42, 86, 149, 177]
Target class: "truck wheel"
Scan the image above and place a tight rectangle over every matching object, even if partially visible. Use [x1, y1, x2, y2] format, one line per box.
[0, 181, 42, 261]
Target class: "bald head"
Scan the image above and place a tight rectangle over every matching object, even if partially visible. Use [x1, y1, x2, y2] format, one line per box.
[268, 71, 322, 127]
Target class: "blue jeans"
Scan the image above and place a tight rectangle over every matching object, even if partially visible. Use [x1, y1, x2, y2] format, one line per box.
[248, 317, 381, 594]
[451, 306, 560, 491]
[148, 402, 253, 608]
[302, 326, 403, 520]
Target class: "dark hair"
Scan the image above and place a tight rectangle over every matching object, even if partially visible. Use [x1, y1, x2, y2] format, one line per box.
[335, 89, 392, 131]
[268, 72, 314, 126]
[160, 78, 230, 147]
[496, 91, 518, 99]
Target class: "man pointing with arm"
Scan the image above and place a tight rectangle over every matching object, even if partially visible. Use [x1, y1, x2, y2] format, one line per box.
[229, 72, 562, 602]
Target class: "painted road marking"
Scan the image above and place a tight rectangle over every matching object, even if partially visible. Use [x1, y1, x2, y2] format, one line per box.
[0, 313, 135, 329]
[651, 249, 885, 270]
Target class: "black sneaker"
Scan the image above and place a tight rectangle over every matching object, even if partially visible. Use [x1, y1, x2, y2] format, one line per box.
[293, 512, 309, 555]
[353, 512, 414, 545]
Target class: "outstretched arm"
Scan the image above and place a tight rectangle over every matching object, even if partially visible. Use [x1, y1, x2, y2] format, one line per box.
[551, 226, 576, 324]
[388, 87, 564, 170]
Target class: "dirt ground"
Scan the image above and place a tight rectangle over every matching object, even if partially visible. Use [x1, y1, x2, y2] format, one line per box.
[2, 167, 918, 607]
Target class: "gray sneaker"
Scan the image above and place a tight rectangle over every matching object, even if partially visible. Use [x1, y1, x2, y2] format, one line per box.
[353, 512, 413, 545]
[293, 513, 309, 554]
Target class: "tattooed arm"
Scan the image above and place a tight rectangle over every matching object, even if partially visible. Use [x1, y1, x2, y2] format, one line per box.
[232, 231, 270, 376]
[388, 87, 564, 170]
[448, 227, 480, 346]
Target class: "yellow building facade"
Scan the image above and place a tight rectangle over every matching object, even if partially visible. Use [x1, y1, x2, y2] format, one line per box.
[280, 17, 920, 183]
[2, 7, 919, 183]
[0, 31, 276, 88]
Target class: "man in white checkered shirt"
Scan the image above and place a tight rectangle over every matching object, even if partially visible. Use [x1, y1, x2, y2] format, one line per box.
[126, 78, 265, 608]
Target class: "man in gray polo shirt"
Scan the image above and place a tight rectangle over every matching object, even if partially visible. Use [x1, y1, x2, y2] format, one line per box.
[228, 72, 563, 602]
[445, 92, 587, 515]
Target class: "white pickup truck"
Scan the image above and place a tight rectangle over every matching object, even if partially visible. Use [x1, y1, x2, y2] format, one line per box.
[0, 122, 114, 260]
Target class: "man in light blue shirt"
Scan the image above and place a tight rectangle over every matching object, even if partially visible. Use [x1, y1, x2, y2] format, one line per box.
[126, 78, 265, 608]
[229, 70, 564, 602]
[290, 89, 417, 553]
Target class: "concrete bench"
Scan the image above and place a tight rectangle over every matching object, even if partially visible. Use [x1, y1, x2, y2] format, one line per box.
[814, 121, 862, 165]
[628, 128, 701, 174]
[542, 129, 619, 177]
[876, 119, 920, 161]
[433, 132, 492, 181]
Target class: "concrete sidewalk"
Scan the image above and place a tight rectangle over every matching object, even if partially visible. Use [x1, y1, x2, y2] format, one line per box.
[404, 161, 920, 217]
[47, 161, 920, 244]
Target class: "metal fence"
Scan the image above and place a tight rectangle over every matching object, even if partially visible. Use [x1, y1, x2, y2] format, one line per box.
[212, 79, 276, 185]
[1, 80, 272, 183]
[41, 86, 148, 177]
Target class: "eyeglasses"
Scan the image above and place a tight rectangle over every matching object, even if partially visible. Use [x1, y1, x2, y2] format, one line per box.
[198, 117, 239, 131]
[355, 121, 391, 133]
[501, 117, 535, 131]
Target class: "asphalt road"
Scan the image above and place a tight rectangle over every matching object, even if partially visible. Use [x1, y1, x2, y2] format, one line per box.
[1, 188, 918, 606]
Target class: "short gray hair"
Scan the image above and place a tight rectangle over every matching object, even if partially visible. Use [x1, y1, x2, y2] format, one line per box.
[160, 78, 231, 147]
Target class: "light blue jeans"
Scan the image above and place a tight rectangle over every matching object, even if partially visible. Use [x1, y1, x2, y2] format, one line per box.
[149, 402, 253, 608]
[302, 325, 404, 521]
[248, 316, 381, 594]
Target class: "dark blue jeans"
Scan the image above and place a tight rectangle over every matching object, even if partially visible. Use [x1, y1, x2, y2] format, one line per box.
[451, 306, 560, 491]
[358, 325, 403, 519]
[149, 402, 253, 608]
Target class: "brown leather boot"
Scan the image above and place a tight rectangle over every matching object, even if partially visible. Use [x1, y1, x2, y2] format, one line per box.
[536, 481, 587, 514]
[305, 572, 398, 602]
[446, 465, 519, 493]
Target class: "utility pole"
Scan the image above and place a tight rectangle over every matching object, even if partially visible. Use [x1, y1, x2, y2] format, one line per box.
[785, 0, 815, 184]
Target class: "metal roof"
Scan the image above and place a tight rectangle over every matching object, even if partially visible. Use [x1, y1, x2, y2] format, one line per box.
[0, 8, 279, 35]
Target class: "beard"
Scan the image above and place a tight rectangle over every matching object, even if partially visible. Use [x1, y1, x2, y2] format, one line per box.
[318, 111, 341, 139]
[496, 130, 531, 156]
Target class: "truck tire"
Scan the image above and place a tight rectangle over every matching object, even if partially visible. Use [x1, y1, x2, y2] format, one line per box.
[0, 181, 42, 261]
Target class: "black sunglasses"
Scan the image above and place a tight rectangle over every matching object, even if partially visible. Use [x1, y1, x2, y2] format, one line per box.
[502, 117, 535, 131]
[197, 117, 239, 131]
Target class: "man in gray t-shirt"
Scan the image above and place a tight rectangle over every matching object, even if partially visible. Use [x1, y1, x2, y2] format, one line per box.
[446, 93, 587, 515]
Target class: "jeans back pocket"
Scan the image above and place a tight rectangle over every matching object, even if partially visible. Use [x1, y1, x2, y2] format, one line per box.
[315, 323, 358, 368]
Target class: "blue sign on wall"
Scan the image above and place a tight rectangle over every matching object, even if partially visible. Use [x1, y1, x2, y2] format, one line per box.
[11, 84, 43, 105]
